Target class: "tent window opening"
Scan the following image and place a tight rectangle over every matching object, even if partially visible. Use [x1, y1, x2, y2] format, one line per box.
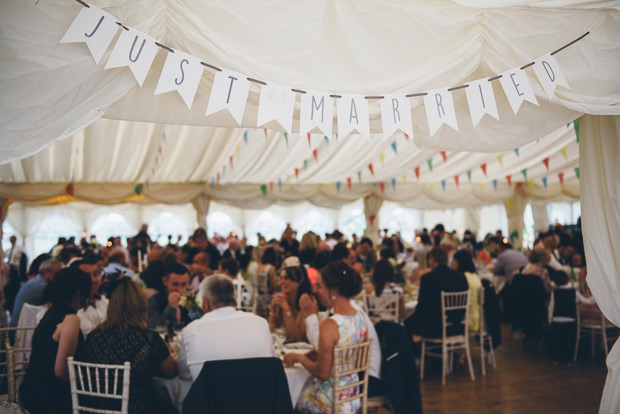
[90, 212, 133, 247]
[293, 210, 334, 240]
[339, 208, 366, 241]
[149, 212, 190, 246]
[207, 211, 239, 240]
[245, 211, 286, 246]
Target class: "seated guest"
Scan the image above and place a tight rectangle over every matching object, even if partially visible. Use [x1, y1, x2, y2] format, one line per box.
[365, 259, 405, 323]
[404, 247, 469, 338]
[148, 263, 191, 329]
[11, 257, 61, 327]
[451, 249, 482, 332]
[254, 246, 280, 318]
[20, 268, 91, 414]
[269, 263, 312, 343]
[189, 252, 212, 292]
[84, 278, 177, 414]
[218, 257, 252, 309]
[300, 263, 383, 397]
[71, 256, 108, 337]
[493, 241, 529, 284]
[102, 248, 135, 279]
[283, 262, 368, 413]
[521, 248, 552, 296]
[178, 274, 275, 381]
[141, 260, 169, 299]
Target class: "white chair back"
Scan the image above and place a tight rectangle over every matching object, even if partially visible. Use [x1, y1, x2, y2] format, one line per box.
[67, 357, 131, 414]
[0, 326, 36, 403]
[364, 291, 400, 324]
[332, 340, 373, 414]
[441, 290, 471, 339]
[15, 304, 45, 367]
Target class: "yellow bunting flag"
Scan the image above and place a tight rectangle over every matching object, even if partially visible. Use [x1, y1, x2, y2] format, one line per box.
[403, 174, 407, 184]
[506, 199, 515, 210]
[327, 183, 333, 193]
[429, 182, 434, 192]
[236, 144, 240, 157]
[286, 174, 291, 183]
[380, 153, 385, 166]
[479, 182, 484, 192]
[560, 147, 568, 159]
[528, 180, 534, 189]
[497, 153, 503, 166]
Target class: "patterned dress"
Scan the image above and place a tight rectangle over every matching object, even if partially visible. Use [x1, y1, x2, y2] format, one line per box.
[296, 312, 368, 414]
[254, 264, 273, 318]
[83, 327, 174, 414]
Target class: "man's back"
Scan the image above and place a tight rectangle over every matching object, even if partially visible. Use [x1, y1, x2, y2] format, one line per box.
[494, 249, 529, 283]
[179, 306, 275, 380]
[11, 275, 46, 327]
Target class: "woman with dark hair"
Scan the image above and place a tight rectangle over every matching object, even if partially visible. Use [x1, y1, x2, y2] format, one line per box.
[366, 259, 405, 322]
[254, 246, 279, 318]
[83, 278, 177, 414]
[269, 265, 313, 342]
[283, 262, 368, 413]
[20, 267, 91, 414]
[141, 260, 169, 299]
[451, 249, 482, 332]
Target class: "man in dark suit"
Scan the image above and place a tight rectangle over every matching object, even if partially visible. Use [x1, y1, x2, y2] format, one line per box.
[404, 247, 468, 338]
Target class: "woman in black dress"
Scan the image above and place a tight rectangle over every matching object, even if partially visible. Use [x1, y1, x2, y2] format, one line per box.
[20, 267, 91, 414]
[83, 278, 178, 414]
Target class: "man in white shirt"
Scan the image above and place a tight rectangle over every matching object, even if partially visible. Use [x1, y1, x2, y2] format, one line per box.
[300, 271, 383, 397]
[178, 274, 275, 381]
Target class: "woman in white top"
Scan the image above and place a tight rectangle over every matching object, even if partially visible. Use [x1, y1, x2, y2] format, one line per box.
[254, 246, 279, 318]
[365, 259, 405, 323]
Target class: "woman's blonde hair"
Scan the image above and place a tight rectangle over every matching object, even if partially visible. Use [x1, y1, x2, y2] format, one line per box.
[101, 278, 148, 333]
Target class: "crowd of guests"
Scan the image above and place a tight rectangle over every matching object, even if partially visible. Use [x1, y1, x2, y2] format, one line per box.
[1, 219, 601, 413]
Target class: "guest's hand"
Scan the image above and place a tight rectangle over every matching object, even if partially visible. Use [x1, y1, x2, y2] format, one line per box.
[299, 293, 318, 318]
[168, 291, 182, 308]
[272, 293, 290, 313]
[282, 353, 300, 366]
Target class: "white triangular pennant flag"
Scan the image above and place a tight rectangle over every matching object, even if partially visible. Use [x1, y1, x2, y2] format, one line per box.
[499, 67, 539, 114]
[104, 27, 159, 87]
[423, 88, 459, 137]
[59, 6, 119, 64]
[465, 78, 500, 127]
[533, 53, 570, 100]
[257, 82, 296, 133]
[205, 69, 251, 125]
[154, 49, 203, 109]
[299, 90, 334, 136]
[380, 94, 413, 140]
[336, 94, 370, 140]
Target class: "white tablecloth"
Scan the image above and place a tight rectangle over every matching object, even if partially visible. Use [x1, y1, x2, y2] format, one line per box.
[153, 352, 312, 412]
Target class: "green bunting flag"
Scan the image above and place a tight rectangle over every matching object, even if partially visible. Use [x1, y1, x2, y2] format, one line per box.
[260, 184, 267, 195]
[521, 168, 527, 181]
[574, 167, 580, 180]
[427, 158, 433, 172]
[134, 184, 143, 195]
[284, 132, 289, 148]
[574, 119, 580, 144]
[304, 159, 308, 170]
[357, 171, 362, 183]
[466, 170, 472, 182]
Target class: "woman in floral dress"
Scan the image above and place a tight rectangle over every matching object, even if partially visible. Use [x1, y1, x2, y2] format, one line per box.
[283, 262, 368, 414]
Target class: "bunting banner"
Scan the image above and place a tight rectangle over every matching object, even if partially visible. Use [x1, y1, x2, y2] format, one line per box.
[59, 5, 119, 64]
[380, 94, 414, 139]
[155, 49, 204, 109]
[206, 69, 251, 125]
[104, 26, 159, 86]
[465, 78, 500, 127]
[423, 88, 459, 137]
[257, 82, 296, 133]
[61, 4, 584, 142]
[300, 90, 334, 136]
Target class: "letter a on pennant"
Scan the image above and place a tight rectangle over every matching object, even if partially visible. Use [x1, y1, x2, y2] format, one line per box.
[105, 27, 159, 86]
[300, 90, 334, 136]
[337, 94, 370, 140]
[465, 78, 499, 127]
[154, 49, 204, 109]
[380, 94, 413, 140]
[60, 6, 120, 64]
[423, 88, 458, 137]
[206, 68, 251, 125]
[499, 67, 539, 115]
[533, 53, 570, 100]
[257, 82, 296, 133]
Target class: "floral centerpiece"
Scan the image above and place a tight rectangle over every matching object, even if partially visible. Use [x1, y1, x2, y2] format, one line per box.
[178, 290, 202, 318]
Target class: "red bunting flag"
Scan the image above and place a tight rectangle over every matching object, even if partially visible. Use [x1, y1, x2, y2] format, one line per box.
[347, 177, 352, 189]
[542, 157, 550, 170]
[403, 132, 409, 141]
[414, 166, 420, 180]
[440, 151, 447, 162]
[307, 133, 311, 147]
[216, 172, 220, 184]
[558, 172, 564, 185]
[295, 168, 299, 180]
[264, 128, 268, 140]
[480, 163, 487, 176]
[369, 214, 376, 225]
[506, 175, 512, 186]
[454, 175, 459, 187]
[368, 163, 374, 176]
[269, 181, 274, 192]
[229, 156, 234, 169]
[158, 146, 162, 154]
[380, 182, 385, 193]
[66, 183, 75, 196]
[313, 149, 318, 162]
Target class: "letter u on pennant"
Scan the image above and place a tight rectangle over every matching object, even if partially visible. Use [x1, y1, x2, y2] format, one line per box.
[105, 27, 159, 86]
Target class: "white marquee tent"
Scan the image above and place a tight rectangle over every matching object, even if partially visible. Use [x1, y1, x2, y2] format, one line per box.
[1, 0, 620, 411]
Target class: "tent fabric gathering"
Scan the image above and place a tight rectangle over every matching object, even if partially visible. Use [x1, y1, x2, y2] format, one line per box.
[1, 0, 620, 412]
